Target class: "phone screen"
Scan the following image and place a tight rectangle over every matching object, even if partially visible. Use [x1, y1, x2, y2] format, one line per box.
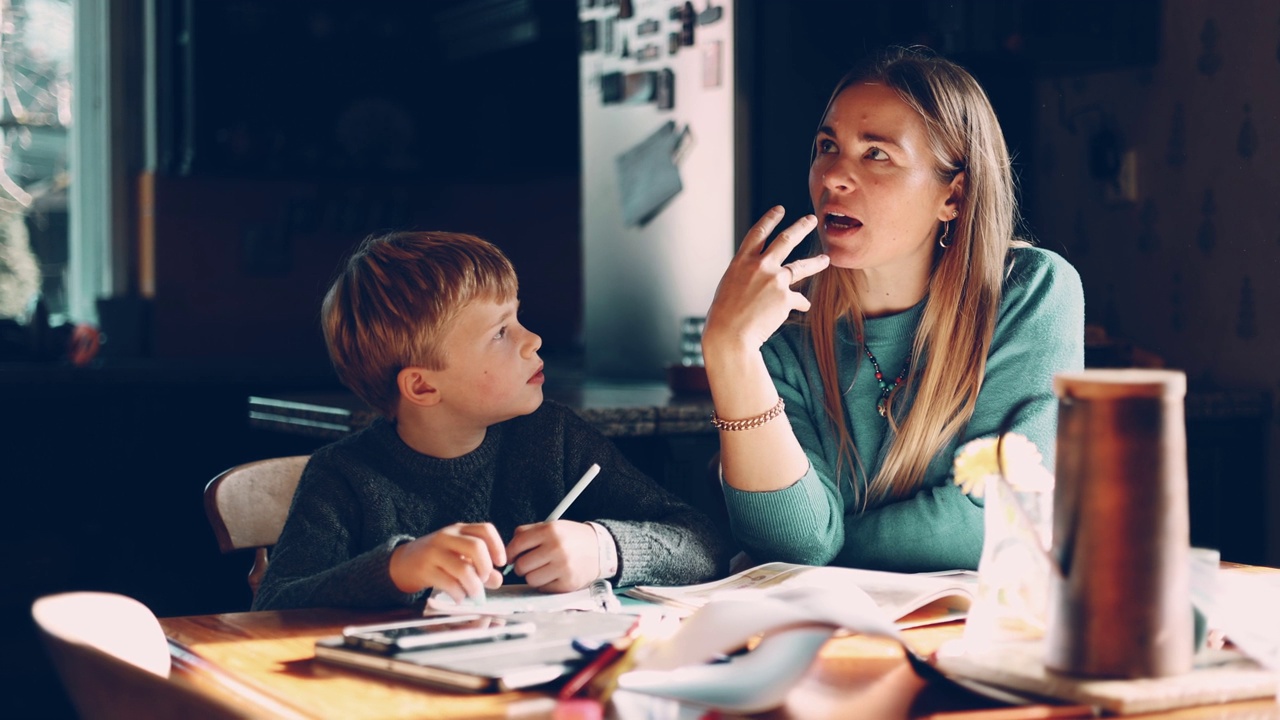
[342, 615, 534, 654]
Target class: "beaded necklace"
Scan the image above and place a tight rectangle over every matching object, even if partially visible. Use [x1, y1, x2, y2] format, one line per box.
[862, 344, 912, 418]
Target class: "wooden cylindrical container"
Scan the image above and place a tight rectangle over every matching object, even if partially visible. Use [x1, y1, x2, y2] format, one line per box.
[1045, 369, 1192, 679]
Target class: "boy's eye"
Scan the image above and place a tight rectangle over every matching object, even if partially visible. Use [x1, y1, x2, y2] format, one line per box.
[494, 325, 507, 340]
[865, 147, 889, 161]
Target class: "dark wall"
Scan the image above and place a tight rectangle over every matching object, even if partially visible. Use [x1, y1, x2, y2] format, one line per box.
[155, 0, 581, 183]
[4, 364, 336, 717]
[142, 174, 580, 361]
[740, 0, 1159, 255]
[139, 0, 584, 362]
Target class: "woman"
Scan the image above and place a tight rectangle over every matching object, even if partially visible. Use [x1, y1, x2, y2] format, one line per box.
[702, 46, 1084, 572]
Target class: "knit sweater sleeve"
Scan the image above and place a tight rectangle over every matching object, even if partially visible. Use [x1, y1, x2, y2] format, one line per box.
[836, 247, 1085, 571]
[723, 336, 848, 567]
[551, 408, 732, 586]
[251, 452, 420, 611]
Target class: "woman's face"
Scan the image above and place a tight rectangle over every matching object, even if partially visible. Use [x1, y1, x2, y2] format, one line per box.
[808, 82, 955, 275]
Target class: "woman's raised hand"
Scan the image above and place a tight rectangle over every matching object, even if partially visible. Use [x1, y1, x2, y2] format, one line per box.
[703, 207, 828, 356]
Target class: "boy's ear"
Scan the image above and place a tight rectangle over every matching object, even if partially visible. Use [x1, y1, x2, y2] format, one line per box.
[397, 366, 442, 408]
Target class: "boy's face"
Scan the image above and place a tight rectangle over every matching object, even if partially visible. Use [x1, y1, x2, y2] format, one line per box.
[431, 295, 545, 426]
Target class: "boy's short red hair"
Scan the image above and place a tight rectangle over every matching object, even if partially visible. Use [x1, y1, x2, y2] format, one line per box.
[322, 231, 518, 418]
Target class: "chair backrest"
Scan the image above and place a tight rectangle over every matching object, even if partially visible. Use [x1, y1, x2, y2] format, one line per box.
[203, 455, 309, 597]
[32, 592, 249, 720]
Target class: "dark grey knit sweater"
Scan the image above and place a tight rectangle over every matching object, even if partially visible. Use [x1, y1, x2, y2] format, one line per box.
[253, 400, 731, 610]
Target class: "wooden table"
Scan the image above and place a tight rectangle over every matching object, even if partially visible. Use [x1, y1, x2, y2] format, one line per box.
[159, 606, 1279, 720]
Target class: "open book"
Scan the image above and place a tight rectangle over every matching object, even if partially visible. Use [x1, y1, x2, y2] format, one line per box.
[624, 561, 977, 628]
[617, 570, 976, 713]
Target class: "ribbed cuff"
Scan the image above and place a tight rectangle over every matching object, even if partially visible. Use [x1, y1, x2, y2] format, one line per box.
[721, 463, 840, 565]
[585, 521, 619, 581]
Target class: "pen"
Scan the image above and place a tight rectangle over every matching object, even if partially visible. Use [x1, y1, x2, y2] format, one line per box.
[503, 463, 602, 576]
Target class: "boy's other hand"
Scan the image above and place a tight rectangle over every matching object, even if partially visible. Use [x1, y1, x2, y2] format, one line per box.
[389, 522, 506, 602]
[505, 520, 599, 593]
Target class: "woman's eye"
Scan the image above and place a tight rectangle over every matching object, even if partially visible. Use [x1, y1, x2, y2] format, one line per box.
[865, 147, 889, 161]
[816, 138, 837, 154]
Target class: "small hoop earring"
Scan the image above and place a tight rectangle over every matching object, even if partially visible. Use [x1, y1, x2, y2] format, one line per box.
[938, 220, 951, 249]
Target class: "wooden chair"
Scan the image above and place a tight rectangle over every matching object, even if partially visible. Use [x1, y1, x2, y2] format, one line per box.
[32, 592, 250, 720]
[203, 455, 309, 598]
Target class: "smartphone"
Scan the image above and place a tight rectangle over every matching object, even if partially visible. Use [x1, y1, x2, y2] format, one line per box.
[342, 615, 535, 654]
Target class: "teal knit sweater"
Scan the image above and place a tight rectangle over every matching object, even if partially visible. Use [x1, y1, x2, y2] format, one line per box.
[723, 246, 1085, 572]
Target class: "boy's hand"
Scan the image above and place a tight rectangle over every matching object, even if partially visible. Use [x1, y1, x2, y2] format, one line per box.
[389, 522, 506, 602]
[505, 520, 599, 593]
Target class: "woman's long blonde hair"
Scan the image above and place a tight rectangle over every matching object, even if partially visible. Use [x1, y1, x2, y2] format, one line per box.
[804, 46, 1024, 503]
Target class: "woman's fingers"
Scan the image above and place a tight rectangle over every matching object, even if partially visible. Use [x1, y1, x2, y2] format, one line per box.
[737, 209, 818, 278]
[736, 206, 787, 257]
[706, 207, 825, 353]
[763, 214, 819, 264]
[735, 207, 819, 268]
[782, 254, 831, 286]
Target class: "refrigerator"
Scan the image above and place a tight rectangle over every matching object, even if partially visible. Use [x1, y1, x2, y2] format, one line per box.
[579, 0, 736, 380]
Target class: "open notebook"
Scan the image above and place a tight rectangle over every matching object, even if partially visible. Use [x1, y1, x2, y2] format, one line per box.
[625, 561, 978, 627]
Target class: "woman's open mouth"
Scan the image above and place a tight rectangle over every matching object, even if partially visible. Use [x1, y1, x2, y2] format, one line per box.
[824, 212, 862, 231]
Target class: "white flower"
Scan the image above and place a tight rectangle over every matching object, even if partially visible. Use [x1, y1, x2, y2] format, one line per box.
[952, 433, 1054, 497]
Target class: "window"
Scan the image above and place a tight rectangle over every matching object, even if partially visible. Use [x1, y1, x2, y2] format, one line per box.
[0, 0, 71, 325]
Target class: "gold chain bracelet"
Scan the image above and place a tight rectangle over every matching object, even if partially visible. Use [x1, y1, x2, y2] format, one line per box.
[710, 397, 786, 431]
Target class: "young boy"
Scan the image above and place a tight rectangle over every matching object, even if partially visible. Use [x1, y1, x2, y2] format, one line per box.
[253, 231, 730, 611]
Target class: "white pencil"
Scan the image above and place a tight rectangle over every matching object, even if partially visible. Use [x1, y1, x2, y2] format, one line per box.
[502, 463, 602, 576]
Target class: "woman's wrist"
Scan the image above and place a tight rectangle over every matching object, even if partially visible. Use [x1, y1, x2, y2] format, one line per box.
[711, 397, 786, 431]
[702, 334, 768, 386]
[700, 325, 758, 368]
[702, 328, 772, 387]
